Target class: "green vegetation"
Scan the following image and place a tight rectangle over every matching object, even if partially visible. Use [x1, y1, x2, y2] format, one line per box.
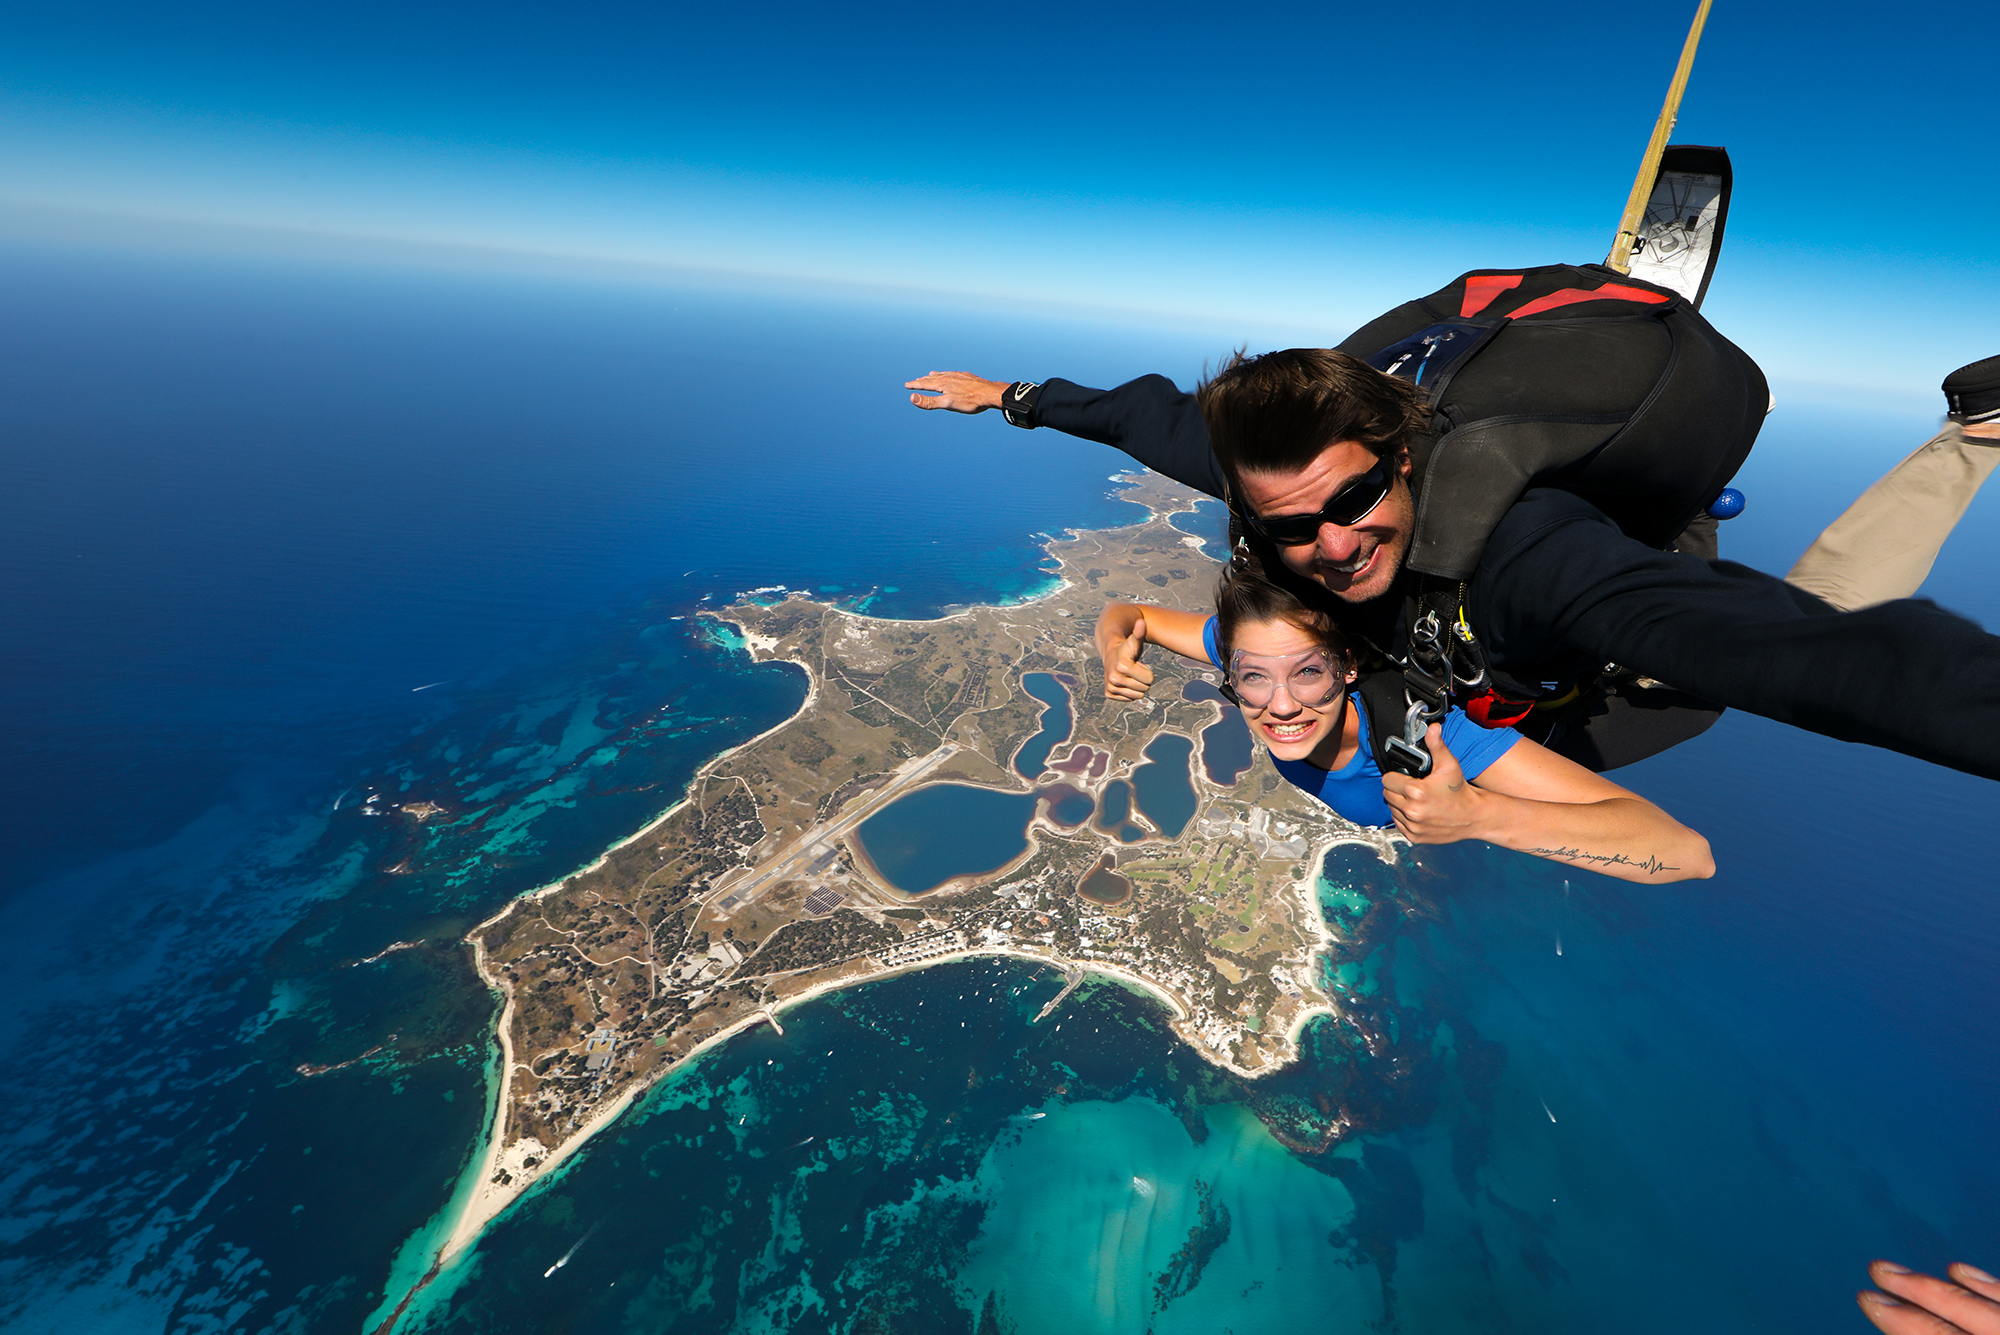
[471, 475, 1350, 1197]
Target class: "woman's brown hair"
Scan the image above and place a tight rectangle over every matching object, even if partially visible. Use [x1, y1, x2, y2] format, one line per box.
[1212, 555, 1356, 674]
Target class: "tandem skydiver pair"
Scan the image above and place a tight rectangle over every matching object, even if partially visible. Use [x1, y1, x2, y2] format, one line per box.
[1091, 559, 1716, 883]
[908, 267, 2000, 793]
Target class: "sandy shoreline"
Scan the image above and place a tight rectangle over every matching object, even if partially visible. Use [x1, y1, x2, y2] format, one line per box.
[431, 590, 1001, 1269]
[438, 949, 792, 1262]
[411, 478, 1318, 1292]
[435, 937, 1219, 1266]
[1272, 830, 1396, 1052]
[434, 611, 834, 1266]
[435, 826, 1351, 1268]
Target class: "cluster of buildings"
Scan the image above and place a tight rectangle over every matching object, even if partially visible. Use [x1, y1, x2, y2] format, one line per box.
[874, 928, 967, 968]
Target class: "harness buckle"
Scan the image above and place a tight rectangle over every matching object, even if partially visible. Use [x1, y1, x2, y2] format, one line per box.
[1384, 659, 1450, 778]
[1386, 591, 1483, 777]
[1383, 693, 1440, 778]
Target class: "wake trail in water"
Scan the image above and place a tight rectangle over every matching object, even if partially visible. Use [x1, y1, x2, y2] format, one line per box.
[542, 1221, 603, 1278]
[1557, 878, 1569, 955]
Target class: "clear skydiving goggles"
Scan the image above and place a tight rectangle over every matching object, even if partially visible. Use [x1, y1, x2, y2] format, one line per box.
[1223, 646, 1348, 710]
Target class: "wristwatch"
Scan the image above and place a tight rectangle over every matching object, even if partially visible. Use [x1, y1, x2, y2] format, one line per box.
[1000, 381, 1043, 428]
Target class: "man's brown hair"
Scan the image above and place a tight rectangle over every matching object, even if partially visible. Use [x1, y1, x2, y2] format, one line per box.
[1197, 348, 1430, 475]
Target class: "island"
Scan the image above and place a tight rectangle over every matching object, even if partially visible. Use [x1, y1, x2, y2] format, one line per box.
[439, 471, 1397, 1262]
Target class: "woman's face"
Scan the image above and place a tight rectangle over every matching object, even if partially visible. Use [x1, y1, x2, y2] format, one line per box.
[1226, 617, 1355, 768]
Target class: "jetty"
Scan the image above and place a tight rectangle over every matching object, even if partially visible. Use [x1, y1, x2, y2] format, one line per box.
[1033, 965, 1085, 1023]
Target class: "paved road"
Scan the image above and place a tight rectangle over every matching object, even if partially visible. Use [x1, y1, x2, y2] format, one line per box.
[710, 744, 960, 911]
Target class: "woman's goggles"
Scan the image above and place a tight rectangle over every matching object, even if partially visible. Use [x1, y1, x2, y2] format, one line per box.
[1240, 452, 1395, 547]
[1224, 646, 1347, 710]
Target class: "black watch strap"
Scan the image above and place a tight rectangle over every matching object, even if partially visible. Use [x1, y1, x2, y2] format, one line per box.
[1000, 381, 1043, 428]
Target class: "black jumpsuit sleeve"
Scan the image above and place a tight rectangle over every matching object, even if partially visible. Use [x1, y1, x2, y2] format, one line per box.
[1473, 489, 2000, 781]
[1032, 375, 1227, 500]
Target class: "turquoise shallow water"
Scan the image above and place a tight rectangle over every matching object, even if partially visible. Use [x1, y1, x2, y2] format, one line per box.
[956, 1099, 1369, 1331]
[409, 818, 2000, 1334]
[400, 953, 1386, 1333]
[0, 246, 1180, 1331]
[6, 240, 2000, 1333]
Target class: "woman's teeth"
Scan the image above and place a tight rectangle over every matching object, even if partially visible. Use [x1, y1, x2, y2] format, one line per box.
[1265, 721, 1316, 741]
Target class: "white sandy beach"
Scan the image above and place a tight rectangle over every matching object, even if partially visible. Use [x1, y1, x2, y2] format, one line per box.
[419, 475, 1355, 1281]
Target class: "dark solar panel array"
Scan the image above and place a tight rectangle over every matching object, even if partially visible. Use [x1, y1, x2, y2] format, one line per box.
[802, 886, 846, 917]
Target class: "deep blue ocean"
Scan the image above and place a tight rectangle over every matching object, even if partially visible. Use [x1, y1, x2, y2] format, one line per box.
[2, 239, 1995, 1334]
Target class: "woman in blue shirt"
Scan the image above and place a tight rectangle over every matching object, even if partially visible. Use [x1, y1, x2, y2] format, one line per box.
[1095, 566, 1712, 884]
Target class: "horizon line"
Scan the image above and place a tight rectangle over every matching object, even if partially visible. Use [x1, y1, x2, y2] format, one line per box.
[0, 196, 1352, 343]
[0, 197, 1951, 414]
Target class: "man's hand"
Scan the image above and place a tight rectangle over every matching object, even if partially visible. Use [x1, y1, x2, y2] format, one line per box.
[1379, 724, 1487, 844]
[1861, 1260, 2000, 1335]
[1095, 608, 1154, 700]
[906, 372, 1009, 413]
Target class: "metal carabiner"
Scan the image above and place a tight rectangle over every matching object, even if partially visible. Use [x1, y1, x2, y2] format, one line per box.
[1447, 602, 1489, 692]
[1383, 693, 1439, 778]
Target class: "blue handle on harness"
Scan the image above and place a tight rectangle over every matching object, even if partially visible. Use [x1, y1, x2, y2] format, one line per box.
[1708, 488, 1746, 520]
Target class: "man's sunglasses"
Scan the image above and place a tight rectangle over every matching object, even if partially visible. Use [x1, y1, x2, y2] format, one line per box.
[1240, 452, 1395, 547]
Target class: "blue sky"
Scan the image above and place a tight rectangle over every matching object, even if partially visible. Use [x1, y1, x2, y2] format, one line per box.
[2, 0, 1994, 397]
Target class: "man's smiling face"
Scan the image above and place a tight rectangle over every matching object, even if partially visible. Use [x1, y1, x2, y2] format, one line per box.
[1238, 439, 1415, 604]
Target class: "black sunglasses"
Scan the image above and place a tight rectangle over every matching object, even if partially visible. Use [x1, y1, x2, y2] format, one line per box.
[1239, 452, 1396, 547]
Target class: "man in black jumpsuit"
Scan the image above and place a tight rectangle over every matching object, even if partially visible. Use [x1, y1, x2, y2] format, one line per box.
[905, 301, 2000, 782]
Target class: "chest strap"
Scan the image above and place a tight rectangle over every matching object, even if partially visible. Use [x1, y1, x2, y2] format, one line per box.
[1376, 580, 1496, 777]
[1354, 670, 1425, 779]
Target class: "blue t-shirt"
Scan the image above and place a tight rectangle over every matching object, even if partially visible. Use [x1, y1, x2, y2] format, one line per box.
[1201, 616, 1520, 827]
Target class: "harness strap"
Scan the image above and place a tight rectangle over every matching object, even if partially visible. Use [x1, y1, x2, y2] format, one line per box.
[1354, 670, 1422, 779]
[1377, 578, 1506, 776]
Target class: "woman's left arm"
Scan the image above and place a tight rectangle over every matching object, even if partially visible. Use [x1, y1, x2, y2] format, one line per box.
[1380, 724, 1714, 884]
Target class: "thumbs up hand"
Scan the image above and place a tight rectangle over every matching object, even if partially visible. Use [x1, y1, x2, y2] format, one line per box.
[1096, 611, 1155, 701]
[1380, 724, 1483, 843]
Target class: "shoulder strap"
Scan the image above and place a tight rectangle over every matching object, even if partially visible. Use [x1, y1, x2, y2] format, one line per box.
[1354, 670, 1421, 778]
[1359, 579, 1492, 778]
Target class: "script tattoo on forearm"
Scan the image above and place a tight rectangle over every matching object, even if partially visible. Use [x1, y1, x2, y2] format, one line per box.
[1524, 846, 1680, 874]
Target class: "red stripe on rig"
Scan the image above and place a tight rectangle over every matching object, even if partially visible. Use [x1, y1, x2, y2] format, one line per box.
[1504, 283, 1671, 319]
[1464, 690, 1536, 729]
[1459, 274, 1524, 317]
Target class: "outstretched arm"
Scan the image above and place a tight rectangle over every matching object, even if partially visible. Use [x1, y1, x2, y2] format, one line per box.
[1094, 603, 1211, 700]
[1381, 725, 1714, 883]
[905, 370, 1226, 499]
[906, 372, 1008, 414]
